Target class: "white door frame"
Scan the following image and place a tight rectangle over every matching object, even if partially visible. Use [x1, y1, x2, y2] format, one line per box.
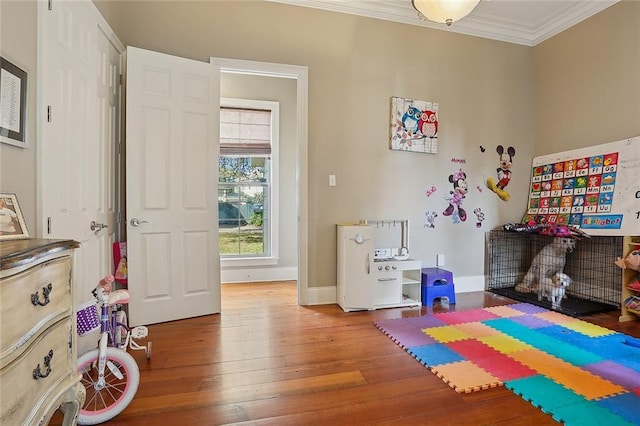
[211, 58, 309, 305]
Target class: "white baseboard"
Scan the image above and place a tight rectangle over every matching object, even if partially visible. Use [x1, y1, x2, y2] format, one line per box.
[305, 285, 338, 305]
[221, 266, 297, 284]
[221, 273, 485, 305]
[454, 274, 486, 293]
[301, 275, 486, 306]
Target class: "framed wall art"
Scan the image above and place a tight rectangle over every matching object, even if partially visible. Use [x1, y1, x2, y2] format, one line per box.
[0, 193, 29, 240]
[0, 56, 28, 148]
[390, 96, 438, 154]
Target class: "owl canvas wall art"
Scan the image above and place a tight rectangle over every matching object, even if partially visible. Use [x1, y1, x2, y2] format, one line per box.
[390, 96, 438, 154]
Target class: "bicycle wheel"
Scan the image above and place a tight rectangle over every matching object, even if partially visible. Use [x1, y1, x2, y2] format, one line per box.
[77, 347, 140, 425]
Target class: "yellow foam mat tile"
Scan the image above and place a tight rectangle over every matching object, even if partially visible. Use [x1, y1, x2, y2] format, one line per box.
[484, 305, 528, 318]
[455, 322, 502, 338]
[561, 319, 616, 337]
[430, 360, 503, 393]
[479, 333, 532, 354]
[509, 348, 626, 400]
[425, 325, 471, 343]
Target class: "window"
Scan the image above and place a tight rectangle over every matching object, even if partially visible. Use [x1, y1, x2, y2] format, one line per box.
[219, 99, 279, 265]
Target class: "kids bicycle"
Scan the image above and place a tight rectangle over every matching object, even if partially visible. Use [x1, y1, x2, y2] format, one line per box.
[75, 275, 151, 425]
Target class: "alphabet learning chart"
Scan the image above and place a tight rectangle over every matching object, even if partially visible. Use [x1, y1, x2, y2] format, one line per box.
[523, 137, 640, 236]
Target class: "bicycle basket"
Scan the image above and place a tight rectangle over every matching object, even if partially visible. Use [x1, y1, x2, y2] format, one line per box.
[76, 301, 100, 336]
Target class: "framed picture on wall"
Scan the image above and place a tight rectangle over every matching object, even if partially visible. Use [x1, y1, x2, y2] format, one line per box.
[0, 56, 28, 148]
[390, 96, 438, 154]
[0, 193, 29, 240]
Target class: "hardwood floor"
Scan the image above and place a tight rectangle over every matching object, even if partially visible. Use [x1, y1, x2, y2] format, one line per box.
[51, 281, 640, 425]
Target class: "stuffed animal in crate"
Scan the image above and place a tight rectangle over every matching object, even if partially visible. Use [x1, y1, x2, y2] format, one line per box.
[538, 272, 572, 310]
[615, 249, 640, 271]
[515, 237, 575, 294]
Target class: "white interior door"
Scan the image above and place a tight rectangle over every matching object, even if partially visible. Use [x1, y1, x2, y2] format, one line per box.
[39, 0, 120, 328]
[126, 46, 220, 326]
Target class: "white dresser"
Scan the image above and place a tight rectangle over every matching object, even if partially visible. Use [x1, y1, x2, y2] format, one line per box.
[0, 239, 84, 425]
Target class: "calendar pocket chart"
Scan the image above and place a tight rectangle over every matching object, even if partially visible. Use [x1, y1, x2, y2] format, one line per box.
[523, 137, 640, 236]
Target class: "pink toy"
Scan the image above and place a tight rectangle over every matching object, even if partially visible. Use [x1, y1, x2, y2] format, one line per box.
[98, 274, 115, 292]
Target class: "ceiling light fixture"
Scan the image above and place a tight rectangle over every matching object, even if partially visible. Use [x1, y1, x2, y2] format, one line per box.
[412, 0, 481, 26]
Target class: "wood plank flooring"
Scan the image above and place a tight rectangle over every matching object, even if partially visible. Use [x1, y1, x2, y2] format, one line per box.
[50, 281, 640, 425]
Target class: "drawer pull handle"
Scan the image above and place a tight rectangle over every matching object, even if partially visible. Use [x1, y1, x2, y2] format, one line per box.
[33, 350, 54, 380]
[31, 283, 53, 306]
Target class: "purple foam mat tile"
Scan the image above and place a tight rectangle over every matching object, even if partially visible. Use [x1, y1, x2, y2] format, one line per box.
[375, 314, 446, 331]
[382, 329, 437, 349]
[583, 360, 640, 390]
[509, 314, 554, 329]
[434, 308, 500, 325]
[508, 303, 549, 315]
[403, 315, 447, 328]
[374, 318, 422, 333]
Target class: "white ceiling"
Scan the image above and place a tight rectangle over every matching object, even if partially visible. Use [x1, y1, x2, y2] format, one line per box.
[268, 0, 619, 46]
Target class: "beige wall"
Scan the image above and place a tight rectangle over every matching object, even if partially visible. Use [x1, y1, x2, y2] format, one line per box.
[106, 1, 535, 288]
[534, 1, 640, 156]
[0, 0, 38, 235]
[5, 1, 638, 290]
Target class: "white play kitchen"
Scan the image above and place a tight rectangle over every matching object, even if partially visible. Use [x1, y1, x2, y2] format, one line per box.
[337, 220, 422, 311]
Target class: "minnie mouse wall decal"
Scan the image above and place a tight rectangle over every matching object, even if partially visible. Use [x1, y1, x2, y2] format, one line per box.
[443, 169, 468, 222]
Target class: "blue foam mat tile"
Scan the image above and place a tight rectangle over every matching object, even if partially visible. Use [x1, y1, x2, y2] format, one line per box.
[408, 343, 464, 367]
[551, 400, 634, 426]
[596, 392, 640, 423]
[535, 324, 620, 350]
[484, 318, 602, 366]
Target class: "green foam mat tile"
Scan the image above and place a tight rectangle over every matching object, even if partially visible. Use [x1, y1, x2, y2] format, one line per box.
[552, 400, 634, 426]
[506, 375, 584, 411]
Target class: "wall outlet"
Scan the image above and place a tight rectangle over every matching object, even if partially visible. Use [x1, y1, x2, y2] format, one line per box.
[437, 254, 445, 267]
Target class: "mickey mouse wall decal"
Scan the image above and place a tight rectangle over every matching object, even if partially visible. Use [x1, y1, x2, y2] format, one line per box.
[486, 145, 515, 201]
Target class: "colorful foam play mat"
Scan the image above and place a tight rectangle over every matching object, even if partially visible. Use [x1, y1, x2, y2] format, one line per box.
[374, 303, 640, 425]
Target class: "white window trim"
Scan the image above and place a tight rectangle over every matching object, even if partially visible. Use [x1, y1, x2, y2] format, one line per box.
[220, 97, 279, 268]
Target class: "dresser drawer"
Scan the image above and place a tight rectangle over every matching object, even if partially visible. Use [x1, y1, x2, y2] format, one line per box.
[0, 256, 72, 367]
[0, 318, 74, 425]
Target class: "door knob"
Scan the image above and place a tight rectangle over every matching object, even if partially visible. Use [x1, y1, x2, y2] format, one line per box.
[130, 218, 148, 227]
[90, 221, 108, 232]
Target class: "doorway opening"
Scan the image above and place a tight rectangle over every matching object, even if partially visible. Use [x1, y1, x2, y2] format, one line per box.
[212, 58, 309, 306]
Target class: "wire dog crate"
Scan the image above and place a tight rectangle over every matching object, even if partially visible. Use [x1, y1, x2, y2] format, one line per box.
[487, 230, 621, 316]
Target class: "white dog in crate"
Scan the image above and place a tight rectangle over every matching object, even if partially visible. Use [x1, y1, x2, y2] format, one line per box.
[515, 237, 576, 294]
[538, 272, 572, 310]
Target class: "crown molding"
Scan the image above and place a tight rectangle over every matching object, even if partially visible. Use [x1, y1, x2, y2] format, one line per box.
[531, 0, 618, 45]
[267, 0, 619, 47]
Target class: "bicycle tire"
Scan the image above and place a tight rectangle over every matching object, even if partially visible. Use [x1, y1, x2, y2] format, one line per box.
[77, 347, 140, 425]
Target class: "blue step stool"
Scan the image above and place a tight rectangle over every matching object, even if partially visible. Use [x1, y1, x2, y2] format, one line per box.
[421, 267, 456, 307]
